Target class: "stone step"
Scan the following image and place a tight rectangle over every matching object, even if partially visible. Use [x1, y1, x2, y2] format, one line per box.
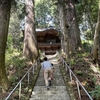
[30, 93, 69, 100]
[33, 86, 67, 91]
[30, 98, 64, 100]
[30, 98, 63, 100]
[30, 86, 70, 100]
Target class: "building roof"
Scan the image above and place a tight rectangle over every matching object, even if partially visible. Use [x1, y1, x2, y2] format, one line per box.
[36, 28, 59, 36]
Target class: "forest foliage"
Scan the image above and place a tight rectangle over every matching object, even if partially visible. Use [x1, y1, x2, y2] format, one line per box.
[1, 0, 100, 99]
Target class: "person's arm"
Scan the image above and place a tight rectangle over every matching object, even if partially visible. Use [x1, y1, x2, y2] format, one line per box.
[50, 62, 54, 72]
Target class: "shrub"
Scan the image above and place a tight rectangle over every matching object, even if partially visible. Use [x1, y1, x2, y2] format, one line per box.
[90, 85, 100, 100]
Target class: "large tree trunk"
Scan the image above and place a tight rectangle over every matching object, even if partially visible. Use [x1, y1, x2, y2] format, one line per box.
[0, 0, 12, 89]
[65, 0, 81, 53]
[91, 2, 100, 65]
[58, 0, 69, 58]
[23, 0, 38, 63]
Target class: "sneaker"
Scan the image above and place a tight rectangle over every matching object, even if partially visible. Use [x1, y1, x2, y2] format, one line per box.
[46, 86, 49, 90]
[48, 80, 51, 86]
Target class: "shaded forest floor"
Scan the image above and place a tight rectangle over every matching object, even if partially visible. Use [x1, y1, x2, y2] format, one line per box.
[0, 61, 41, 100]
[61, 50, 100, 100]
[0, 51, 100, 100]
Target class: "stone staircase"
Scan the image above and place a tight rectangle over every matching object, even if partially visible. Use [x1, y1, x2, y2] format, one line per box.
[29, 55, 71, 100]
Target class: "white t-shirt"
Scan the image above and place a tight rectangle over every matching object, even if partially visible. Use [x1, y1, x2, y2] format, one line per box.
[41, 61, 52, 69]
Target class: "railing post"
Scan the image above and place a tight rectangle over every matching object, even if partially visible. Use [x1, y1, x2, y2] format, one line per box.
[69, 70, 72, 83]
[19, 82, 21, 100]
[65, 63, 68, 72]
[33, 65, 34, 75]
[61, 58, 63, 66]
[76, 80, 81, 100]
[63, 60, 64, 67]
[36, 61, 37, 70]
[28, 70, 30, 84]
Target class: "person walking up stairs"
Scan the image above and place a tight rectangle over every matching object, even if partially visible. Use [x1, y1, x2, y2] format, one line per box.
[30, 55, 71, 100]
[41, 57, 54, 90]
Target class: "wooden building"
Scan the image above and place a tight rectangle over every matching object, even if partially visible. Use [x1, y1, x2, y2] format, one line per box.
[36, 29, 61, 55]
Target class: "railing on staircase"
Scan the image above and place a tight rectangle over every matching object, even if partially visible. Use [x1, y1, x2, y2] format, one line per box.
[58, 52, 93, 100]
[5, 60, 40, 100]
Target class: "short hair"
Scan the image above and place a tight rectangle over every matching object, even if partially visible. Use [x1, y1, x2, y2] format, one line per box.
[44, 57, 47, 61]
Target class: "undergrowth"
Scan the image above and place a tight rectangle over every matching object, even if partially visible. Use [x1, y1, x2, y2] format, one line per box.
[1, 34, 41, 99]
[65, 51, 100, 100]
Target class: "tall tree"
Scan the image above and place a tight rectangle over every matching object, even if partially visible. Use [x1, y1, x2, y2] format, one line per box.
[91, 0, 100, 65]
[76, 0, 98, 42]
[58, 0, 69, 57]
[0, 0, 12, 89]
[65, 0, 81, 52]
[23, 0, 38, 63]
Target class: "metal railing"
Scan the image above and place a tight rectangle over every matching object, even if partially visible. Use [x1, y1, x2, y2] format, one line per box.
[5, 60, 40, 100]
[59, 55, 93, 100]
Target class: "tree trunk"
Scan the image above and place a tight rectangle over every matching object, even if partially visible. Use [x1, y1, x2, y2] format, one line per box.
[0, 0, 12, 89]
[23, 0, 38, 63]
[58, 0, 69, 58]
[91, 2, 100, 65]
[65, 0, 81, 52]
[73, 6, 81, 48]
